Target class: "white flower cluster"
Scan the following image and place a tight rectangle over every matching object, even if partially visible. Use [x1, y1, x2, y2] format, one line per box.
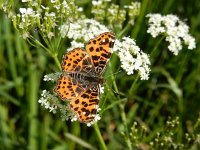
[92, 0, 111, 6]
[60, 19, 109, 42]
[113, 37, 151, 80]
[17, 7, 40, 38]
[38, 90, 59, 114]
[6, 0, 79, 39]
[69, 41, 84, 50]
[60, 18, 110, 51]
[43, 72, 61, 82]
[147, 14, 196, 55]
[124, 2, 141, 25]
[38, 89, 75, 121]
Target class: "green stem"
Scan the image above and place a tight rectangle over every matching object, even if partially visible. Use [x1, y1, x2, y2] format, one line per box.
[52, 53, 62, 71]
[109, 65, 132, 149]
[128, 74, 139, 96]
[119, 103, 132, 150]
[117, 23, 132, 39]
[28, 36, 51, 54]
[93, 123, 107, 150]
[150, 35, 165, 59]
[131, 0, 149, 38]
[28, 64, 39, 150]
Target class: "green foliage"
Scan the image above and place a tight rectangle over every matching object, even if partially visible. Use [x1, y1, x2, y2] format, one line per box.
[0, 0, 200, 150]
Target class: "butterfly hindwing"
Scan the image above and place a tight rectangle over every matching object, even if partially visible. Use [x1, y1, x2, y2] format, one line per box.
[54, 75, 86, 100]
[70, 86, 99, 123]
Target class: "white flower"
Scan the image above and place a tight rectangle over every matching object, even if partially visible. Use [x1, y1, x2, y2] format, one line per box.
[22, 0, 31, 2]
[86, 114, 101, 127]
[71, 115, 78, 122]
[183, 35, 196, 49]
[92, 0, 102, 6]
[77, 7, 83, 12]
[43, 73, 61, 82]
[69, 41, 84, 50]
[49, 105, 57, 114]
[60, 19, 109, 41]
[147, 13, 196, 55]
[19, 8, 33, 15]
[38, 90, 60, 114]
[114, 38, 151, 80]
[100, 86, 104, 94]
[48, 32, 55, 39]
[51, 0, 58, 3]
[22, 32, 30, 39]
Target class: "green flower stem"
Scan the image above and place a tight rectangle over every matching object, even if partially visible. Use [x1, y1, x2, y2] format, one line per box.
[150, 35, 165, 63]
[109, 66, 132, 150]
[117, 23, 132, 39]
[128, 74, 139, 96]
[52, 53, 62, 71]
[119, 103, 132, 150]
[28, 36, 62, 70]
[131, 0, 149, 38]
[28, 36, 52, 54]
[93, 123, 107, 150]
[28, 64, 39, 150]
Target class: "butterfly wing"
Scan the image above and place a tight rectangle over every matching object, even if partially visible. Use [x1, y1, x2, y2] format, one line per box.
[54, 74, 86, 100]
[61, 48, 93, 73]
[70, 86, 99, 123]
[55, 48, 93, 100]
[86, 32, 115, 76]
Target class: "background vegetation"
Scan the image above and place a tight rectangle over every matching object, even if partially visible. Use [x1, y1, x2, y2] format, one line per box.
[0, 0, 200, 150]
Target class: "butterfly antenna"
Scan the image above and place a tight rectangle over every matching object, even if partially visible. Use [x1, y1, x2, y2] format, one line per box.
[104, 83, 125, 97]
[104, 70, 122, 79]
[104, 70, 125, 97]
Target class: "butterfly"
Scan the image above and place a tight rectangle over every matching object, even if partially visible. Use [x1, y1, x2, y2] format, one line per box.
[54, 32, 115, 123]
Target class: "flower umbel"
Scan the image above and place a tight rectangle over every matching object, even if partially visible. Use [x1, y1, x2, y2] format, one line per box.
[147, 14, 196, 55]
[113, 37, 151, 80]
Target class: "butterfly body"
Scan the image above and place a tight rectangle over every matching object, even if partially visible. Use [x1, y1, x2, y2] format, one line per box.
[65, 72, 105, 88]
[54, 32, 115, 123]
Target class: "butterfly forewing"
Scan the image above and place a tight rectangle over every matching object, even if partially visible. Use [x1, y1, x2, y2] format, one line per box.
[86, 32, 115, 76]
[61, 48, 94, 73]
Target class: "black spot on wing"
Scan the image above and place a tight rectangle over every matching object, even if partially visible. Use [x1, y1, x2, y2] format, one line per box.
[89, 47, 94, 52]
[101, 53, 111, 59]
[92, 55, 100, 61]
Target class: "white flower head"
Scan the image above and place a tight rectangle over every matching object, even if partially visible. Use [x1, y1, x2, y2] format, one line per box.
[69, 40, 84, 50]
[71, 115, 78, 122]
[43, 72, 61, 82]
[147, 13, 196, 55]
[19, 8, 33, 15]
[114, 38, 151, 80]
[60, 19, 109, 41]
[86, 114, 101, 127]
[22, 0, 32, 2]
[51, 0, 58, 3]
[38, 90, 60, 114]
[92, 0, 102, 6]
[100, 86, 104, 94]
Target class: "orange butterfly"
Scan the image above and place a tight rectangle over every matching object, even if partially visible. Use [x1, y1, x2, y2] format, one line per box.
[54, 32, 115, 123]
